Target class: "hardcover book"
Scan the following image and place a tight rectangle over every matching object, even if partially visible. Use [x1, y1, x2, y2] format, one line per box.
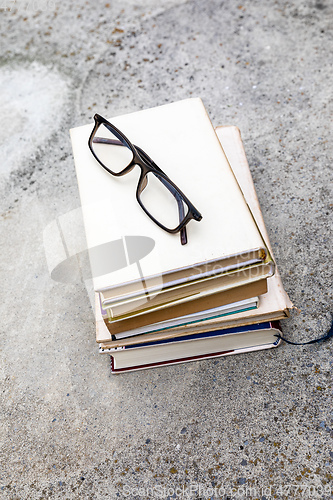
[70, 98, 274, 313]
[111, 296, 259, 340]
[97, 279, 267, 342]
[103, 322, 282, 373]
[97, 125, 292, 349]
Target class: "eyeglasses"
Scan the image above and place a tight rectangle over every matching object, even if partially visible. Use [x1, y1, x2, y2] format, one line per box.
[88, 114, 202, 245]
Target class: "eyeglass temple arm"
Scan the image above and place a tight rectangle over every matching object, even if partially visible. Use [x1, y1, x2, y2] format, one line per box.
[93, 137, 188, 244]
[93, 137, 123, 146]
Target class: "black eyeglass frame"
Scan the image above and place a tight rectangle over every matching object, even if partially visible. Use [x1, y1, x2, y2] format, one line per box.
[88, 114, 202, 244]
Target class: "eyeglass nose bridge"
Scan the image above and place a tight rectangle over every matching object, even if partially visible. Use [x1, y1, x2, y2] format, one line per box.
[138, 171, 148, 191]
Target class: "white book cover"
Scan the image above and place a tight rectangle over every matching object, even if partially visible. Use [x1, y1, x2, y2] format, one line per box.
[70, 98, 272, 293]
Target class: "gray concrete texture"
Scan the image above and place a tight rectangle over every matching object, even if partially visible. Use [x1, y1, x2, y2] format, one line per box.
[0, 0, 332, 498]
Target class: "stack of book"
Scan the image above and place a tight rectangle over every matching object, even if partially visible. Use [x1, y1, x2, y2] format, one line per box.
[70, 98, 292, 373]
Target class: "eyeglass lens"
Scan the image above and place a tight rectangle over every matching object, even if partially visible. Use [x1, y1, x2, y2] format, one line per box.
[138, 171, 189, 230]
[91, 121, 190, 233]
[91, 123, 133, 174]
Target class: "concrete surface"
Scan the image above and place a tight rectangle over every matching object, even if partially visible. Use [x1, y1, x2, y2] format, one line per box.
[1, 0, 332, 498]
